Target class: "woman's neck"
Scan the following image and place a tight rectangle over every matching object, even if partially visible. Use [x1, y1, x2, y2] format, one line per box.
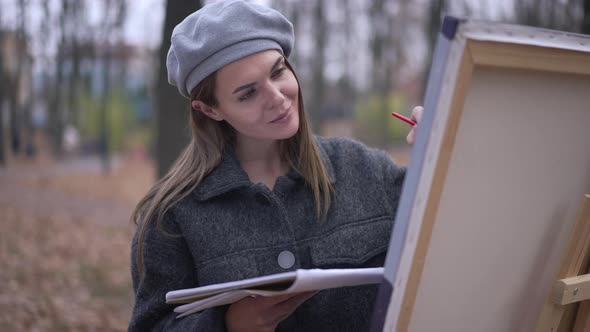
[235, 137, 288, 189]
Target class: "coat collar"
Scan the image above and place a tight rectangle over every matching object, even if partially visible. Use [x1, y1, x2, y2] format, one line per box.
[193, 147, 251, 201]
[193, 140, 335, 201]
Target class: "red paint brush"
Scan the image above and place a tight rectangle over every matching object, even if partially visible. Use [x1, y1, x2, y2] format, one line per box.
[391, 112, 417, 126]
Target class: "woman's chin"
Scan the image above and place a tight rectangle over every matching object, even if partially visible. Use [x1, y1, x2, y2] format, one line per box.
[277, 118, 300, 140]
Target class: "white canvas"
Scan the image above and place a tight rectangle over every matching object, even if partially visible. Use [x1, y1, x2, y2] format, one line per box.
[378, 18, 590, 332]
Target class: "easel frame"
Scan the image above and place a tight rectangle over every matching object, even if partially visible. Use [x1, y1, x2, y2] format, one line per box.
[372, 17, 590, 332]
[537, 194, 590, 331]
[395, 40, 590, 331]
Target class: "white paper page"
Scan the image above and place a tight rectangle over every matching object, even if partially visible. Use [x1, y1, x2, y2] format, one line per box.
[288, 268, 384, 292]
[166, 270, 297, 303]
[175, 291, 249, 318]
[170, 267, 385, 317]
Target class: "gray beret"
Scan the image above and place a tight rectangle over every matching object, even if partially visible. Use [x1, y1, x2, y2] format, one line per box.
[167, 0, 294, 99]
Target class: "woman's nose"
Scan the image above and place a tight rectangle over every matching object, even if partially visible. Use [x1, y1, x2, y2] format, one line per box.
[266, 82, 285, 110]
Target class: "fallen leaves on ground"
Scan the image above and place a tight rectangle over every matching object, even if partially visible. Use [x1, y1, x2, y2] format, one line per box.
[0, 157, 154, 332]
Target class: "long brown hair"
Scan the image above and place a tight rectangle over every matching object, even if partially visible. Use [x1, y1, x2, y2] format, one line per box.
[132, 58, 333, 276]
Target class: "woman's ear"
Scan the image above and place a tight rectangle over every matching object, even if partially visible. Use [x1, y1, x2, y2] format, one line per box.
[191, 100, 224, 121]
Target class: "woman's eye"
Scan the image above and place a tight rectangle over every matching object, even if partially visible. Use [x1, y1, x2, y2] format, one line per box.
[239, 88, 256, 102]
[271, 67, 287, 79]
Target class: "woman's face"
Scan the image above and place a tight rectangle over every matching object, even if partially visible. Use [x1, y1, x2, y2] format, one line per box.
[207, 50, 300, 143]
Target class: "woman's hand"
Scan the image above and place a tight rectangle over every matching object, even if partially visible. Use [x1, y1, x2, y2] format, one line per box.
[225, 291, 317, 332]
[406, 106, 423, 145]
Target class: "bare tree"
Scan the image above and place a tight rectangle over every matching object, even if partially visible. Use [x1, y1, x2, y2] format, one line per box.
[48, 0, 68, 157]
[97, 0, 127, 174]
[66, 1, 85, 128]
[271, 0, 301, 66]
[6, 0, 30, 156]
[155, 0, 203, 178]
[424, 0, 447, 80]
[20, 0, 35, 158]
[514, 0, 584, 32]
[583, 0, 590, 33]
[307, 0, 327, 133]
[341, 0, 355, 92]
[0, 19, 5, 165]
[37, 0, 52, 154]
[369, 0, 389, 94]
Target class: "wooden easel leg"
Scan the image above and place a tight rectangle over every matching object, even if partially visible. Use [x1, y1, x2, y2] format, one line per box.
[573, 199, 590, 332]
[572, 301, 590, 332]
[558, 304, 578, 332]
[537, 195, 590, 331]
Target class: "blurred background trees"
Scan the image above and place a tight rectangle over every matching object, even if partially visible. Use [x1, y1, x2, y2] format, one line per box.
[0, 0, 588, 175]
[1, 1, 589, 330]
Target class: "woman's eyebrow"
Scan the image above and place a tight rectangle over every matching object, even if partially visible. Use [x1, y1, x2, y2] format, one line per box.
[233, 82, 255, 94]
[270, 56, 283, 73]
[232, 57, 284, 94]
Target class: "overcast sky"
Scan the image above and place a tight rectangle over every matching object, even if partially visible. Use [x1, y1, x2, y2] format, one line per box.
[0, 0, 513, 50]
[123, 0, 270, 47]
[116, 0, 166, 48]
[0, 0, 269, 49]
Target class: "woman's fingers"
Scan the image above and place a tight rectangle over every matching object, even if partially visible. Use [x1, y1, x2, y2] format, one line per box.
[275, 291, 317, 312]
[253, 293, 297, 306]
[410, 106, 423, 123]
[269, 291, 318, 324]
[406, 106, 423, 145]
[226, 291, 318, 331]
[226, 295, 292, 331]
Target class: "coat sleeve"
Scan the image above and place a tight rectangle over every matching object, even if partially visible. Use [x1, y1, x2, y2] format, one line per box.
[129, 209, 227, 332]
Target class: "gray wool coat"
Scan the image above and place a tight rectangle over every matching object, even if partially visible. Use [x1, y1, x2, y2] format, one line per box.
[129, 136, 406, 331]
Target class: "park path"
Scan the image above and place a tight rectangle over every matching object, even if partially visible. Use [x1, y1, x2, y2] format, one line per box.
[0, 156, 152, 226]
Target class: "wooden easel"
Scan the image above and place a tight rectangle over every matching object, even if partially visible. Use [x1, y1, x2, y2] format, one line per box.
[537, 194, 590, 331]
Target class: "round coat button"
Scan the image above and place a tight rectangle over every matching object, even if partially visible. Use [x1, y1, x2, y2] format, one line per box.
[255, 192, 271, 205]
[277, 250, 295, 269]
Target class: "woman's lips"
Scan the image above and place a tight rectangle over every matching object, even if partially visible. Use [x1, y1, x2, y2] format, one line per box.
[270, 105, 292, 123]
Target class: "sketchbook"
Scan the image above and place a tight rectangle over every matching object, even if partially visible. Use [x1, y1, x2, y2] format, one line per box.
[166, 267, 384, 318]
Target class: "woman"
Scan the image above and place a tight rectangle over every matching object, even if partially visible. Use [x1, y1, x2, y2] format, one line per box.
[129, 1, 422, 331]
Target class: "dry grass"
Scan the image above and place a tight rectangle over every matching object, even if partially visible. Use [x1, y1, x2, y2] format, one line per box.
[0, 158, 155, 332]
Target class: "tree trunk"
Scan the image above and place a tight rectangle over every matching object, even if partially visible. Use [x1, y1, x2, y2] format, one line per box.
[583, 0, 590, 34]
[342, 0, 354, 91]
[38, 0, 52, 158]
[99, 38, 112, 174]
[19, 0, 34, 158]
[49, 53, 64, 157]
[0, 92, 4, 166]
[49, 0, 69, 158]
[0, 30, 5, 166]
[288, 1, 300, 67]
[67, 2, 82, 127]
[421, 0, 447, 99]
[7, 0, 30, 156]
[308, 0, 326, 133]
[8, 77, 21, 155]
[68, 40, 80, 125]
[369, 0, 385, 93]
[156, 0, 203, 178]
[22, 61, 34, 157]
[514, 0, 582, 32]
